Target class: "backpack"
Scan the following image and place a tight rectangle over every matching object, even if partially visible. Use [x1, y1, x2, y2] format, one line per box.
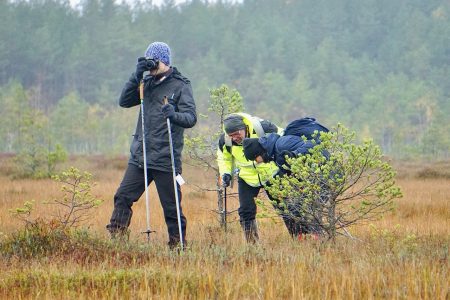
[283, 117, 329, 139]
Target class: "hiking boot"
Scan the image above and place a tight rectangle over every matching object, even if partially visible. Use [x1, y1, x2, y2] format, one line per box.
[107, 225, 130, 241]
[168, 236, 187, 251]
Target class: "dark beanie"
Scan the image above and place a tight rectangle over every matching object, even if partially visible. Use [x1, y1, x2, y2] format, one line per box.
[224, 115, 246, 134]
[243, 138, 266, 161]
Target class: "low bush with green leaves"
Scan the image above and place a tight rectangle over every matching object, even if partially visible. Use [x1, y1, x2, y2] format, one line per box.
[266, 124, 403, 241]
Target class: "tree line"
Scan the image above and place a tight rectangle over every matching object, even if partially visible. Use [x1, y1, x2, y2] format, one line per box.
[1, 0, 449, 159]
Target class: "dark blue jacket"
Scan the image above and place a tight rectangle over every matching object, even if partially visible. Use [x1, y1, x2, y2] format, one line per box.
[259, 133, 316, 171]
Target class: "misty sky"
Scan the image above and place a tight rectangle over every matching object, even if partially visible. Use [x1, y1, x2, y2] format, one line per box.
[69, 0, 187, 8]
[70, 0, 241, 8]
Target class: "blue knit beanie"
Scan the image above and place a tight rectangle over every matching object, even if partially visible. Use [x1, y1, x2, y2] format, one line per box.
[145, 42, 171, 66]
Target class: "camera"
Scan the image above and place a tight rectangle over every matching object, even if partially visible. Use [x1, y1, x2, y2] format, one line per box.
[145, 58, 159, 70]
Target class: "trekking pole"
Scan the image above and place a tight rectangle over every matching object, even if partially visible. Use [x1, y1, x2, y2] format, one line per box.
[140, 80, 154, 242]
[223, 184, 228, 232]
[216, 177, 225, 228]
[164, 95, 184, 250]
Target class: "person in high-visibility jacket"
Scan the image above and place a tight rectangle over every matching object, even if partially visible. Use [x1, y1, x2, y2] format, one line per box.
[217, 113, 283, 243]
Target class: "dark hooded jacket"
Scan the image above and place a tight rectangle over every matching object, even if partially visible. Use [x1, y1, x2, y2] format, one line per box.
[259, 133, 316, 171]
[119, 67, 197, 173]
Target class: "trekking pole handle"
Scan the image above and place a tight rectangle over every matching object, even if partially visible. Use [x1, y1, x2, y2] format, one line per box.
[139, 81, 144, 100]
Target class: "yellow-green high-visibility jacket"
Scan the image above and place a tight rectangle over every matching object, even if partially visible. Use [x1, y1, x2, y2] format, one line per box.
[217, 113, 283, 187]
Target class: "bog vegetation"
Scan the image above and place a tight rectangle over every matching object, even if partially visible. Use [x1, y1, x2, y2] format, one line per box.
[0, 156, 449, 299]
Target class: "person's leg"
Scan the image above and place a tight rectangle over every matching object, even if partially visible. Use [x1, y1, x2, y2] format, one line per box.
[305, 184, 330, 235]
[106, 163, 153, 238]
[265, 187, 306, 238]
[152, 169, 186, 248]
[238, 178, 261, 243]
[294, 183, 331, 237]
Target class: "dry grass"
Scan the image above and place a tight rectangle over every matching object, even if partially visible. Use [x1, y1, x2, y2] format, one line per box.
[0, 156, 449, 299]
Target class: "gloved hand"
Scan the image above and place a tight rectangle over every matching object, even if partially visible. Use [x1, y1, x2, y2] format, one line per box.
[222, 173, 232, 187]
[135, 57, 148, 82]
[281, 150, 297, 159]
[162, 103, 175, 119]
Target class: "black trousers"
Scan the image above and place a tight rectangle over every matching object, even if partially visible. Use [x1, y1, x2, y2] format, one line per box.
[107, 163, 186, 241]
[238, 177, 303, 237]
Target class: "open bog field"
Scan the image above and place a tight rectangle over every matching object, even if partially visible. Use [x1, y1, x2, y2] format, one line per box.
[0, 156, 449, 299]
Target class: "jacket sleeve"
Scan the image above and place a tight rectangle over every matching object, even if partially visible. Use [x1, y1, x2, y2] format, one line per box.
[170, 83, 197, 128]
[118, 74, 141, 108]
[217, 134, 233, 175]
[292, 140, 315, 156]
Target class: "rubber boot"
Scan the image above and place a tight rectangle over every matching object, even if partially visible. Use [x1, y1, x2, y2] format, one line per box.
[241, 220, 259, 244]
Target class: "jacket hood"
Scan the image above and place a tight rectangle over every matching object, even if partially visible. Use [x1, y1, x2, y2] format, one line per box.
[171, 67, 190, 84]
[258, 133, 280, 158]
